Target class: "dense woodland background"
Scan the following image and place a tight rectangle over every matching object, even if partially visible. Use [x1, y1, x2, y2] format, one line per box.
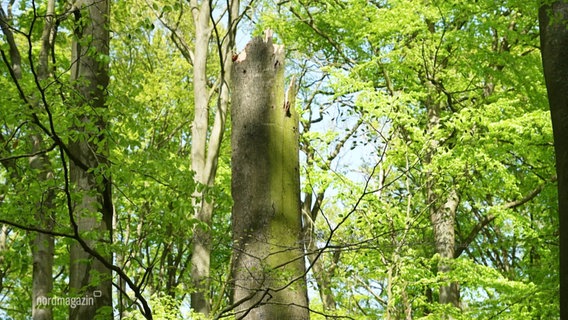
[0, 0, 564, 319]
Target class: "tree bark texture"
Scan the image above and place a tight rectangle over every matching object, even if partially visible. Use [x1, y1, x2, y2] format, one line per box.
[231, 33, 309, 320]
[189, 1, 213, 313]
[539, 2, 568, 318]
[431, 190, 459, 307]
[68, 0, 113, 319]
[30, 139, 55, 320]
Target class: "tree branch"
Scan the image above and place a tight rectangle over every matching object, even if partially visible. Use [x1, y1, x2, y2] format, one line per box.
[0, 5, 22, 78]
[0, 143, 57, 162]
[455, 176, 556, 258]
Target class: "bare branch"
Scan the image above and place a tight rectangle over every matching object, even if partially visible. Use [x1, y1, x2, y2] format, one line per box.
[455, 176, 556, 258]
[0, 143, 57, 162]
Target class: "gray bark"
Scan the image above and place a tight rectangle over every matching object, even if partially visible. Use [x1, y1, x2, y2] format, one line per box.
[31, 1, 56, 318]
[231, 33, 309, 320]
[431, 190, 460, 307]
[68, 0, 113, 319]
[0, 225, 7, 293]
[30, 136, 55, 320]
[189, 0, 240, 315]
[425, 93, 460, 310]
[539, 2, 568, 318]
[0, 5, 21, 79]
[1, 1, 56, 318]
[302, 193, 337, 313]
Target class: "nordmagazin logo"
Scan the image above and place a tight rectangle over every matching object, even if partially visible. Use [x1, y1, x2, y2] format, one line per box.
[36, 291, 101, 308]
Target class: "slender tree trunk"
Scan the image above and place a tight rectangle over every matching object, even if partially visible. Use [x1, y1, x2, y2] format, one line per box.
[231, 33, 309, 320]
[0, 225, 8, 299]
[188, 0, 214, 311]
[425, 95, 460, 311]
[385, 261, 395, 319]
[189, 0, 239, 314]
[539, 3, 568, 318]
[30, 138, 55, 320]
[68, 1, 113, 319]
[430, 190, 460, 307]
[0, 5, 21, 79]
[30, 2, 56, 319]
[302, 194, 337, 313]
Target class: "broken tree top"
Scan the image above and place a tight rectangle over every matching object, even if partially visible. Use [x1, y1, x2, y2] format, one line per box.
[231, 31, 297, 123]
[234, 29, 284, 63]
[230, 28, 307, 320]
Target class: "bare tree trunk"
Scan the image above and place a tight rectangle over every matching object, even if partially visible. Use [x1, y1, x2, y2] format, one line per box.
[539, 3, 568, 318]
[189, 0, 239, 315]
[68, 1, 113, 319]
[189, 0, 213, 308]
[31, 2, 56, 319]
[30, 139, 55, 320]
[1, 1, 57, 318]
[231, 33, 309, 319]
[0, 5, 21, 79]
[0, 225, 7, 294]
[425, 96, 460, 311]
[302, 194, 337, 313]
[431, 190, 459, 307]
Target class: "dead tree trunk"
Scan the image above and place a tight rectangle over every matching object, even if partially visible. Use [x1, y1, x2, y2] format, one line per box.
[230, 32, 309, 320]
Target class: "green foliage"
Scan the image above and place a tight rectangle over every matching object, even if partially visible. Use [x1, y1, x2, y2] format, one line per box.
[259, 0, 558, 318]
[0, 0, 559, 319]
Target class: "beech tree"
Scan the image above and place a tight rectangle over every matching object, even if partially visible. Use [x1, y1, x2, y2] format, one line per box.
[0, 0, 561, 319]
[230, 33, 309, 319]
[0, 1, 152, 319]
[67, 0, 113, 318]
[261, 0, 557, 318]
[539, 1, 568, 318]
[0, 1, 57, 318]
[186, 0, 240, 314]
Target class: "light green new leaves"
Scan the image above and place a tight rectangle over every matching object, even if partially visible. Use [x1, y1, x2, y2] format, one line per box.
[258, 0, 557, 318]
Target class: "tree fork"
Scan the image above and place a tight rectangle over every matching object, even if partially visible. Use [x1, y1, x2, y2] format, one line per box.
[230, 32, 309, 319]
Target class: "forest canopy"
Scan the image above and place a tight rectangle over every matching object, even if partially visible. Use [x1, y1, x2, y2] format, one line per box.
[0, 0, 561, 319]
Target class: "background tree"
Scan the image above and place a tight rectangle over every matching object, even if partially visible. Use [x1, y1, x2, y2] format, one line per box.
[185, 0, 240, 314]
[67, 0, 113, 318]
[1, 1, 153, 319]
[539, 1, 568, 318]
[0, 0, 561, 319]
[260, 0, 557, 318]
[109, 0, 243, 316]
[0, 1, 57, 319]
